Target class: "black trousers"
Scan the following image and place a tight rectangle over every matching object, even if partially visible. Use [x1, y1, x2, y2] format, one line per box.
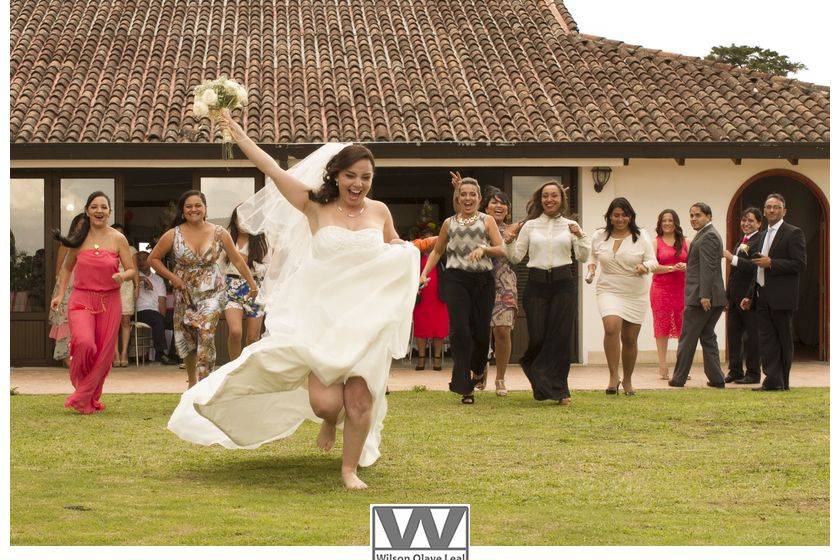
[136, 309, 167, 356]
[755, 290, 794, 390]
[726, 303, 760, 377]
[521, 277, 576, 400]
[443, 269, 495, 395]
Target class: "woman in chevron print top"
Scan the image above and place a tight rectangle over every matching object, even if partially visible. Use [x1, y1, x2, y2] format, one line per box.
[419, 175, 506, 404]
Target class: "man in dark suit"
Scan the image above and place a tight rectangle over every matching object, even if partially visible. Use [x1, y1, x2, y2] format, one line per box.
[742, 193, 807, 391]
[722, 207, 762, 384]
[669, 203, 728, 388]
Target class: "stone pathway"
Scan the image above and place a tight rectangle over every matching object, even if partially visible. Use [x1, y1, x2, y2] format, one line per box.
[9, 361, 829, 395]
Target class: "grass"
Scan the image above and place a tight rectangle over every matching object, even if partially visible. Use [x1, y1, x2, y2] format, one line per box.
[10, 389, 829, 545]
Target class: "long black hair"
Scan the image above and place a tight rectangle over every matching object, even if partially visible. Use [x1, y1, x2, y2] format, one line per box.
[170, 190, 207, 229]
[308, 144, 376, 205]
[655, 209, 685, 254]
[603, 197, 641, 242]
[524, 181, 569, 221]
[227, 205, 268, 268]
[52, 191, 111, 248]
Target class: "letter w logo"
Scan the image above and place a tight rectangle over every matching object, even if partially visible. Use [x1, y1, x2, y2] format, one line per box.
[375, 506, 468, 550]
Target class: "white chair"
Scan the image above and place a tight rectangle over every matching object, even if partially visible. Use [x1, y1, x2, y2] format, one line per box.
[130, 311, 154, 367]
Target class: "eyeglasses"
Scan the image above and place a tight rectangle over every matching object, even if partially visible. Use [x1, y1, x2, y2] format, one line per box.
[764, 205, 784, 210]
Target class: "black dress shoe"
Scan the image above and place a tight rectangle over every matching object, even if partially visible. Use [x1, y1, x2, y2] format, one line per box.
[735, 375, 761, 384]
[158, 355, 178, 365]
[668, 379, 684, 388]
[752, 385, 783, 392]
[724, 373, 744, 384]
[706, 381, 726, 388]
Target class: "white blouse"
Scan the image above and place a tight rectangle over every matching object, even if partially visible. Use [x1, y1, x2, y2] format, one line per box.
[506, 214, 591, 269]
[588, 228, 658, 277]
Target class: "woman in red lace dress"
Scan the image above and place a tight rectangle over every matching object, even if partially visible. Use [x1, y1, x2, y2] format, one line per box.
[649, 209, 689, 380]
[412, 230, 449, 370]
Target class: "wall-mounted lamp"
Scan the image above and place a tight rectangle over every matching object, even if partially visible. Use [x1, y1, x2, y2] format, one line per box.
[592, 167, 612, 193]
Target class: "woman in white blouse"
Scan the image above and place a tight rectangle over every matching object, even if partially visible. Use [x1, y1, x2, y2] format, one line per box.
[506, 182, 589, 404]
[586, 197, 658, 396]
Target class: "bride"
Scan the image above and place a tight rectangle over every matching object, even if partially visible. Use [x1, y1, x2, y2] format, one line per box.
[167, 109, 419, 490]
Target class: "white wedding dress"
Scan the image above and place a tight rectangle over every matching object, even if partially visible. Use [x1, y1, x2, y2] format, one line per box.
[167, 224, 420, 467]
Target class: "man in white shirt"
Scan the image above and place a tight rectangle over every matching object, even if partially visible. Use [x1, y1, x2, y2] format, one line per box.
[135, 251, 177, 365]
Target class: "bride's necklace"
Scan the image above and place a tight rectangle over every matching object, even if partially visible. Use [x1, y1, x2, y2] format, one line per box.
[454, 212, 480, 226]
[337, 201, 366, 219]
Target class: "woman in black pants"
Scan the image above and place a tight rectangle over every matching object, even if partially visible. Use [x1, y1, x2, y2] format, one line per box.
[505, 182, 589, 404]
[420, 176, 505, 404]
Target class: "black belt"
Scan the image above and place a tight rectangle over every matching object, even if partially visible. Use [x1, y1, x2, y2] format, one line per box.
[528, 265, 573, 284]
[227, 274, 263, 281]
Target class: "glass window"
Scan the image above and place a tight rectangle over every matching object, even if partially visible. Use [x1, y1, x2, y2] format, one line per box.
[60, 178, 116, 234]
[200, 177, 257, 226]
[10, 178, 46, 312]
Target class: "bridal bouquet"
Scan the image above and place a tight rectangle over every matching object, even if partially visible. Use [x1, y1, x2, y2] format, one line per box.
[193, 76, 248, 159]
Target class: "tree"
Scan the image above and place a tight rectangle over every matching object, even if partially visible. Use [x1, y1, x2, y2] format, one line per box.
[704, 44, 806, 77]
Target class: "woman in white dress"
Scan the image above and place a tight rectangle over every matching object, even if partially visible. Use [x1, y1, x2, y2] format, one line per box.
[586, 197, 658, 396]
[167, 109, 419, 490]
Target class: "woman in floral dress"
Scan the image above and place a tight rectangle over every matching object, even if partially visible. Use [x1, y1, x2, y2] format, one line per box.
[150, 190, 259, 387]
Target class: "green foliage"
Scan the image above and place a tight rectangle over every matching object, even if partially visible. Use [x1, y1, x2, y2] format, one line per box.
[705, 44, 807, 77]
[10, 390, 829, 545]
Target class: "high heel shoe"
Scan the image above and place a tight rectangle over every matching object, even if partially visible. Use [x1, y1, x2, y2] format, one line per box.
[605, 380, 621, 395]
[473, 368, 488, 391]
[495, 378, 508, 397]
[415, 354, 426, 371]
[432, 353, 442, 371]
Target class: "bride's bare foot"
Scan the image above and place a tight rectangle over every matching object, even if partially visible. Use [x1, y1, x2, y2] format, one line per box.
[316, 421, 336, 451]
[342, 469, 368, 490]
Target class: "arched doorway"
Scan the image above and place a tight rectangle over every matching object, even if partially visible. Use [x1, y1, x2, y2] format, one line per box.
[727, 169, 829, 361]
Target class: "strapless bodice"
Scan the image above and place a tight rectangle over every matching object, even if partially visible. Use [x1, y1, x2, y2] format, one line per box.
[311, 226, 383, 258]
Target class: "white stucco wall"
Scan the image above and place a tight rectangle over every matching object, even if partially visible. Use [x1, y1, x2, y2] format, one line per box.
[578, 158, 829, 364]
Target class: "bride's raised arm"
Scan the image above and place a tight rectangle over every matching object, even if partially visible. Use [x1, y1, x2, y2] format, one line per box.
[218, 109, 312, 214]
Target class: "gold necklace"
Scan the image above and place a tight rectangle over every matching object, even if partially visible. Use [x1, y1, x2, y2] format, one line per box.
[454, 212, 480, 226]
[337, 202, 366, 219]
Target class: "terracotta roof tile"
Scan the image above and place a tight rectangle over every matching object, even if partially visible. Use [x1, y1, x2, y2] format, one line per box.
[10, 0, 829, 145]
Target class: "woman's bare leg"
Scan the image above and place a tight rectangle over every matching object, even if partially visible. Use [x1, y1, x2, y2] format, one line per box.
[621, 321, 642, 393]
[245, 315, 264, 346]
[308, 373, 344, 452]
[224, 307, 244, 360]
[492, 326, 511, 381]
[341, 377, 373, 490]
[602, 316, 623, 389]
[184, 353, 197, 387]
[655, 336, 670, 379]
[119, 315, 131, 363]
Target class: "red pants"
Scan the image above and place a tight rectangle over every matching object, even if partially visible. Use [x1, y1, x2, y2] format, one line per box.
[66, 289, 122, 413]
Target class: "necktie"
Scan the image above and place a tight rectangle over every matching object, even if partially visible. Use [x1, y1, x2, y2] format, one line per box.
[757, 228, 775, 287]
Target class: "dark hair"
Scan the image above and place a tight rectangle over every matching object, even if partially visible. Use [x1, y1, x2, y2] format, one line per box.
[227, 205, 268, 269]
[308, 144, 376, 205]
[691, 202, 713, 217]
[170, 190, 207, 228]
[741, 207, 762, 222]
[603, 197, 641, 242]
[479, 187, 511, 222]
[655, 209, 685, 254]
[52, 192, 111, 248]
[524, 181, 568, 222]
[765, 193, 786, 207]
[112, 223, 124, 231]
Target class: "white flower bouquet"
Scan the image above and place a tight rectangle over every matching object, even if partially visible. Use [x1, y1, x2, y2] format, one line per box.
[193, 76, 249, 159]
[738, 243, 750, 254]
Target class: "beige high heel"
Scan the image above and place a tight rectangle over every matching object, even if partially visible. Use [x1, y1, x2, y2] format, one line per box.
[495, 378, 508, 397]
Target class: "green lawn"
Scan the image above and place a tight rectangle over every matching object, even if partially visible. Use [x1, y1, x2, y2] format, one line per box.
[10, 389, 829, 545]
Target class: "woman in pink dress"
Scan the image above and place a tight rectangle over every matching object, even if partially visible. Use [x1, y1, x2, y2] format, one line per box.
[50, 191, 137, 413]
[412, 231, 449, 370]
[649, 209, 689, 380]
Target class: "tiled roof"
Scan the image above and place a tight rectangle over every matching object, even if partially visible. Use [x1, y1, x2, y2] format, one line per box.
[10, 0, 829, 145]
